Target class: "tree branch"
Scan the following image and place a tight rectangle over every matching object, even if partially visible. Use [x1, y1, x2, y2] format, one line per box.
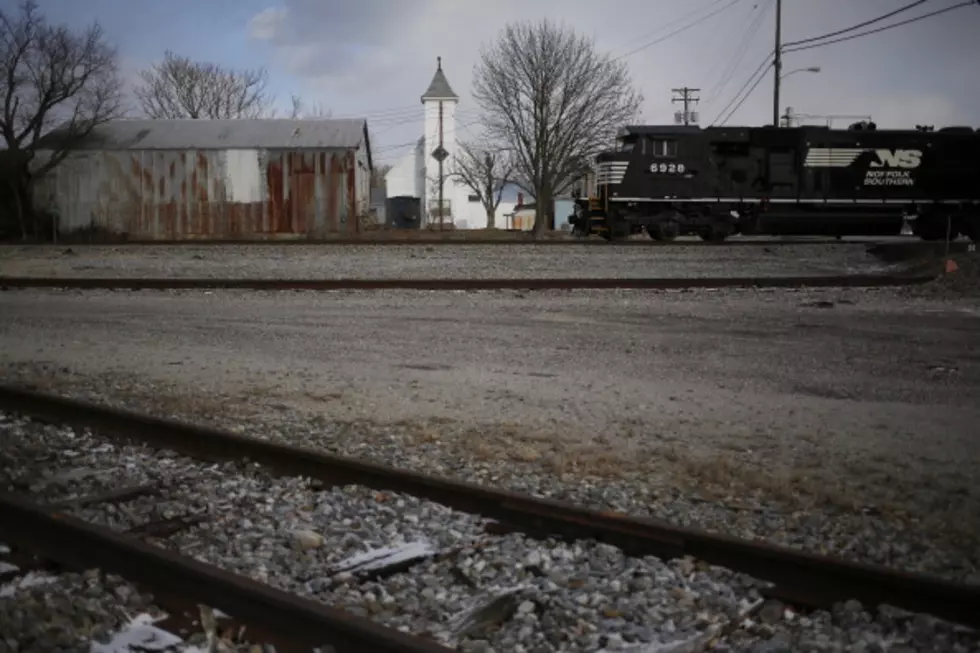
[133, 50, 275, 119]
[285, 94, 332, 119]
[448, 140, 514, 229]
[472, 19, 642, 234]
[0, 0, 123, 196]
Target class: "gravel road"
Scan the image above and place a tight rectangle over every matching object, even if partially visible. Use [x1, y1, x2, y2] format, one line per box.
[4, 414, 978, 653]
[0, 243, 898, 279]
[2, 285, 979, 584]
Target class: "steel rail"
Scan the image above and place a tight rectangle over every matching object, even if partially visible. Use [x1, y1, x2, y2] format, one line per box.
[25, 238, 884, 246]
[0, 492, 452, 653]
[0, 386, 976, 629]
[0, 273, 935, 291]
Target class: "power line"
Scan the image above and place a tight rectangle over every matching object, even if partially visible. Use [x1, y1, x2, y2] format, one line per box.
[718, 62, 771, 125]
[703, 0, 772, 108]
[784, 1, 977, 53]
[328, 104, 422, 120]
[699, 1, 760, 90]
[323, 102, 483, 125]
[708, 54, 773, 125]
[613, 0, 743, 61]
[783, 0, 929, 48]
[373, 138, 421, 152]
[613, 0, 733, 54]
[372, 118, 485, 158]
[708, 1, 770, 92]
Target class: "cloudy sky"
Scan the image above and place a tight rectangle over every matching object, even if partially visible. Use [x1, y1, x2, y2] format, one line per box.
[37, 0, 980, 167]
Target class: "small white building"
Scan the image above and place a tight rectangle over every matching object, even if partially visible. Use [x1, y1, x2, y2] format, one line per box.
[384, 58, 512, 229]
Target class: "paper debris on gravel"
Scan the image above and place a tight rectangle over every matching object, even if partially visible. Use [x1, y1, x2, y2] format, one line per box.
[89, 613, 200, 652]
[331, 539, 436, 574]
[444, 584, 527, 643]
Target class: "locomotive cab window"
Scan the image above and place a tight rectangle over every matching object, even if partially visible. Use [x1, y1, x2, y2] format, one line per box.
[617, 136, 638, 152]
[648, 139, 678, 158]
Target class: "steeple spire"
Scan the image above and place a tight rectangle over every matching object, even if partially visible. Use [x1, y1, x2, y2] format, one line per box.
[421, 56, 459, 103]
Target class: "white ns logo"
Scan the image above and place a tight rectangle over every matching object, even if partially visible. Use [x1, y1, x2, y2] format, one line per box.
[869, 149, 922, 169]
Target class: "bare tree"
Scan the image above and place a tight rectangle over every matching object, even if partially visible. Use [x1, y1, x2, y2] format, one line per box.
[370, 163, 392, 191]
[0, 0, 123, 238]
[472, 19, 641, 235]
[286, 94, 332, 119]
[449, 141, 513, 229]
[134, 51, 274, 119]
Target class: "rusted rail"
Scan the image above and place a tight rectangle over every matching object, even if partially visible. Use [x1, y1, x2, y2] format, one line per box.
[36, 237, 882, 246]
[0, 493, 452, 653]
[1, 386, 977, 629]
[0, 273, 935, 291]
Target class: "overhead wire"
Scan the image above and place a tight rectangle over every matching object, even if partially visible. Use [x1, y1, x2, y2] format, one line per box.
[703, 0, 773, 109]
[782, 0, 930, 48]
[326, 104, 422, 120]
[784, 1, 977, 53]
[612, 0, 744, 61]
[717, 63, 771, 125]
[372, 118, 486, 160]
[612, 0, 735, 55]
[707, 0, 976, 126]
[700, 1, 764, 97]
[708, 54, 773, 125]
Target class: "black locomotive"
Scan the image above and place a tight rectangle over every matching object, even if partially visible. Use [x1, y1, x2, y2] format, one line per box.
[569, 122, 980, 242]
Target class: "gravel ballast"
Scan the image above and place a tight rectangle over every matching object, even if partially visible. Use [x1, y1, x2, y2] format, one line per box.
[1, 286, 978, 582]
[0, 242, 899, 279]
[3, 413, 979, 653]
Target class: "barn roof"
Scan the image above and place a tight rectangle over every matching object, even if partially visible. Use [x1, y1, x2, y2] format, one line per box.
[36, 118, 371, 151]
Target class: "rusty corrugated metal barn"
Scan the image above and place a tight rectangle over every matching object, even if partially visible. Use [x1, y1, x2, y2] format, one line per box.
[33, 118, 373, 240]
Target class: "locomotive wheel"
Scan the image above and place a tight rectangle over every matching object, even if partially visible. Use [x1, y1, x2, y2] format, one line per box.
[699, 222, 732, 243]
[601, 218, 631, 241]
[647, 221, 679, 241]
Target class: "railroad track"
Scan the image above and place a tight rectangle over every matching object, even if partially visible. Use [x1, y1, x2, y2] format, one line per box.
[1, 386, 978, 653]
[36, 237, 896, 247]
[0, 273, 936, 291]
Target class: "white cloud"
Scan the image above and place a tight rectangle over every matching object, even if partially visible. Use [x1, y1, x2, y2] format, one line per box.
[247, 7, 288, 42]
[246, 0, 980, 160]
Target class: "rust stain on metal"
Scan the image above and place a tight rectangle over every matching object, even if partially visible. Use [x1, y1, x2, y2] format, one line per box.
[347, 151, 358, 233]
[42, 146, 366, 241]
[329, 153, 342, 232]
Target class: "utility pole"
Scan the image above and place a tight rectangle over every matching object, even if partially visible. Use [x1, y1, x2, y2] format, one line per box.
[671, 87, 700, 125]
[427, 57, 452, 231]
[772, 0, 783, 127]
[438, 99, 444, 230]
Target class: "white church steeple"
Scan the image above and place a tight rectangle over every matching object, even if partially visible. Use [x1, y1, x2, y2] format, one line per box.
[421, 56, 459, 102]
[421, 57, 460, 227]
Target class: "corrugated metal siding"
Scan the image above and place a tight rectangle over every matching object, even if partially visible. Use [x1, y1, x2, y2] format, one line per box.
[36, 148, 366, 240]
[36, 118, 369, 151]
